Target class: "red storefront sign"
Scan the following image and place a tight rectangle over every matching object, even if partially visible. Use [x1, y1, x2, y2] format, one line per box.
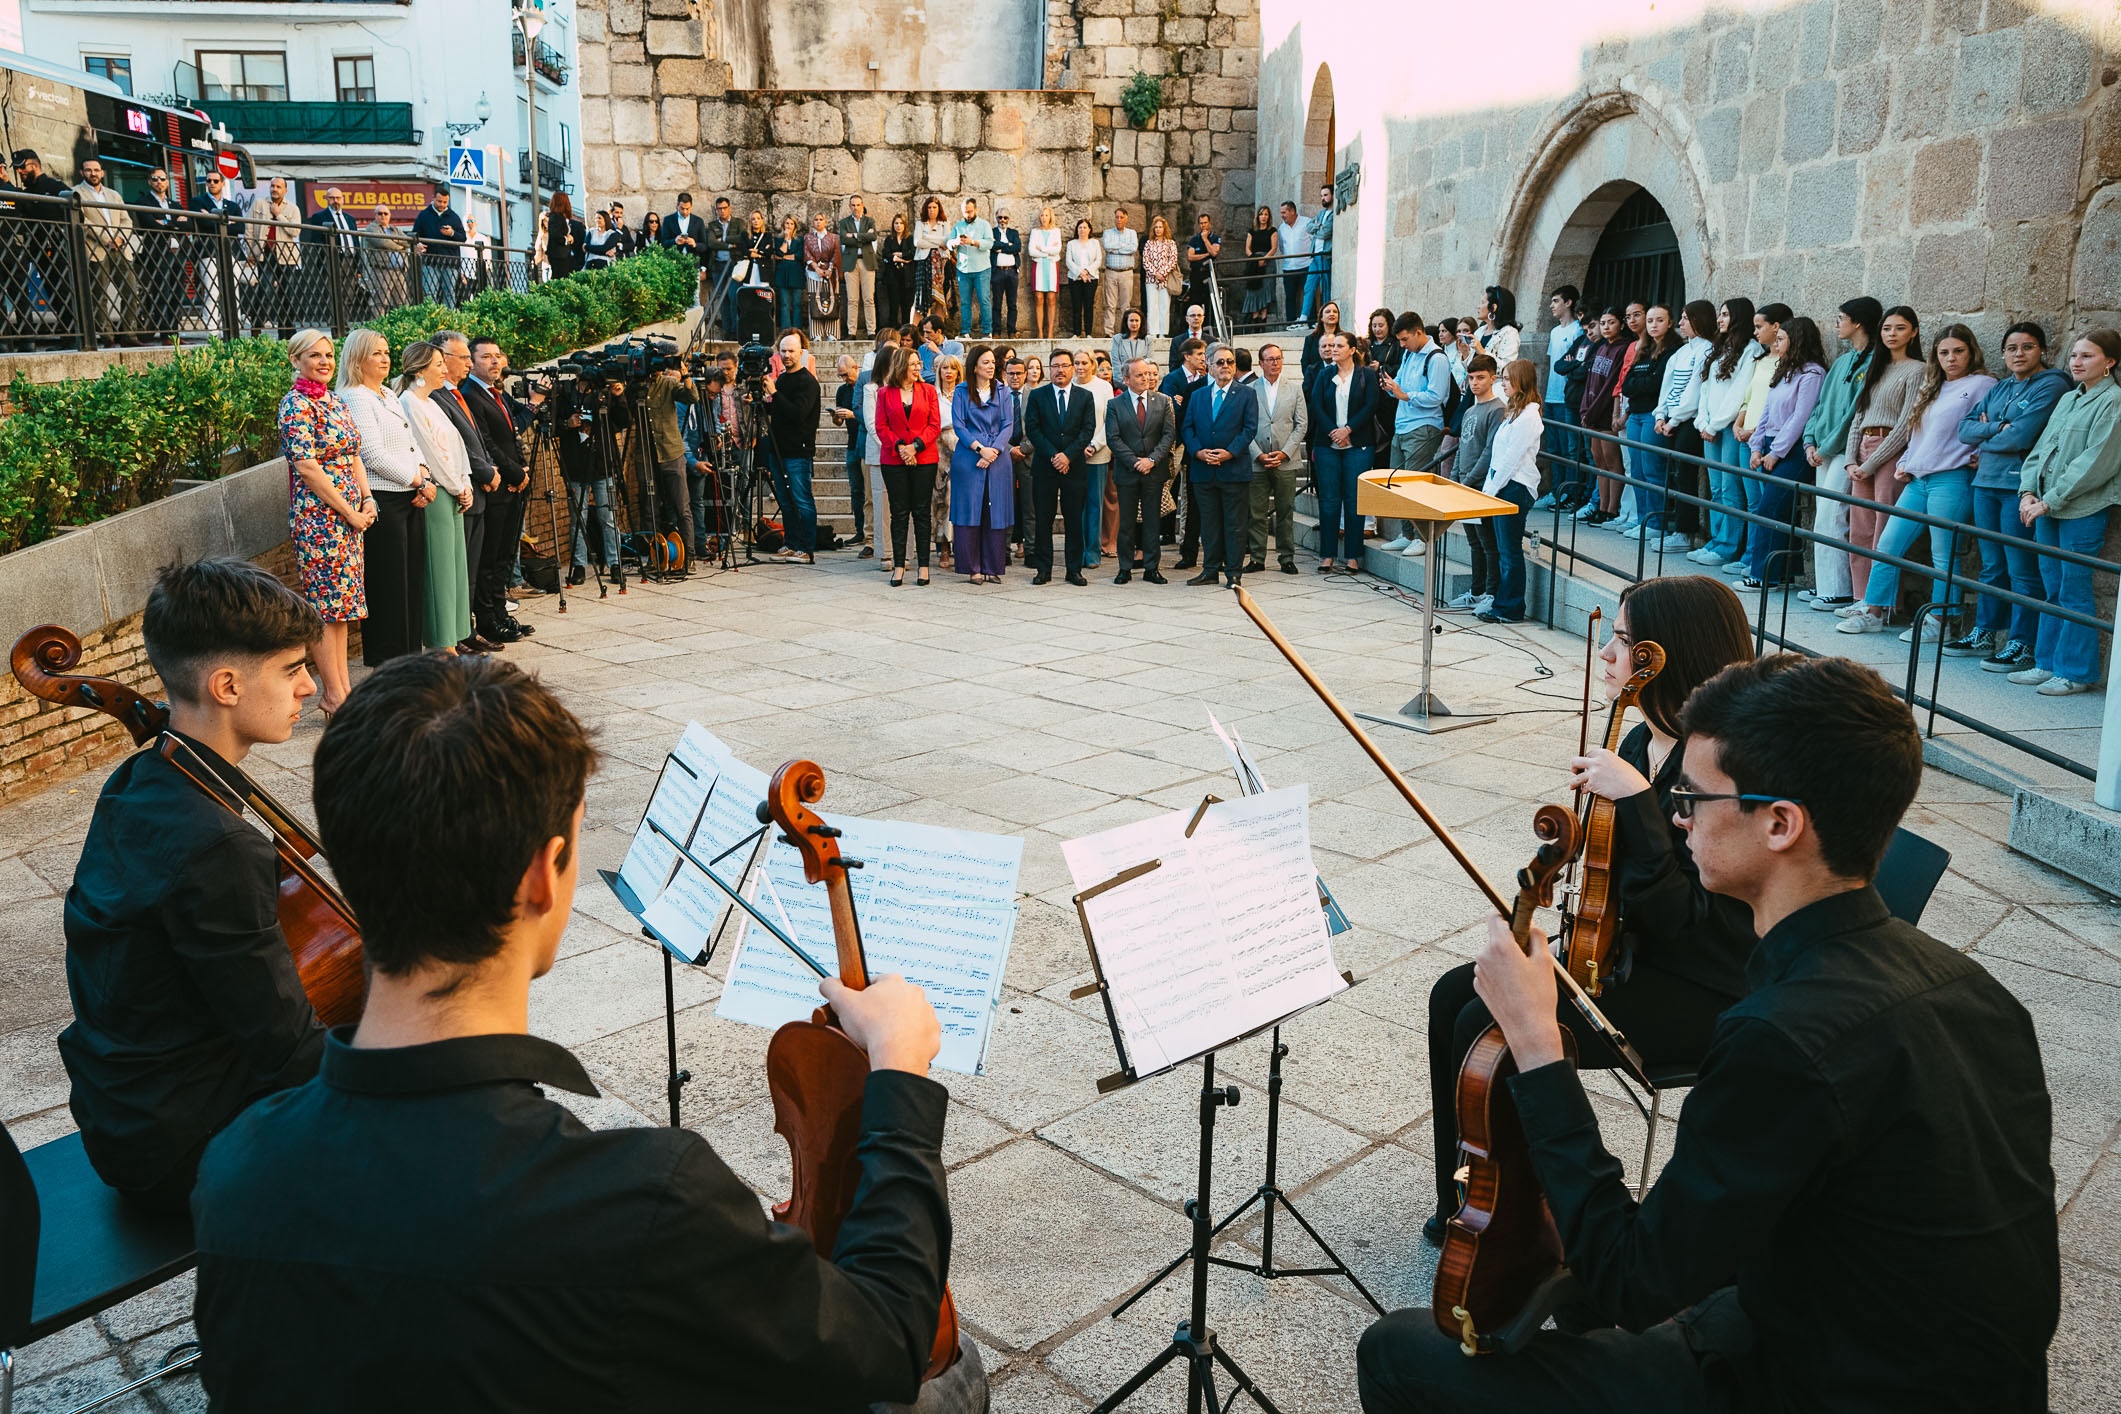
[299, 180, 436, 222]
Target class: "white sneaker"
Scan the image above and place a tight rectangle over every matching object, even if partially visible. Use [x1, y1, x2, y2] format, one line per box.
[1473, 594, 1495, 613]
[2037, 677, 2094, 696]
[1835, 607, 1888, 634]
[2007, 666, 2053, 686]
[1610, 518, 1641, 535]
[1897, 620, 1942, 645]
[1691, 548, 1729, 566]
[1722, 560, 1749, 576]
[1400, 540, 1426, 556]
[1808, 595, 1854, 612]
[1447, 590, 1476, 609]
[1379, 536, 1412, 552]
[1834, 600, 1869, 617]
[1658, 532, 1691, 552]
[1574, 502, 1602, 521]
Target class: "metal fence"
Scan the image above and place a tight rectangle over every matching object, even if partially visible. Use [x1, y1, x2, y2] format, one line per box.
[1519, 422, 2117, 781]
[0, 187, 553, 351]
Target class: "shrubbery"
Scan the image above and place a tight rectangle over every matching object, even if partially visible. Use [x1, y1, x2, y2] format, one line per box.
[0, 246, 698, 555]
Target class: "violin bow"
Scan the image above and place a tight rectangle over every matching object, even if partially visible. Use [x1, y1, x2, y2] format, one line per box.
[1232, 587, 1651, 1090]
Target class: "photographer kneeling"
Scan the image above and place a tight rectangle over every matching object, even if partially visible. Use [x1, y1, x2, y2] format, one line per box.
[763, 329, 822, 564]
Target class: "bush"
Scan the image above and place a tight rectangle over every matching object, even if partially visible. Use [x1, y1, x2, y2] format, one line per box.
[1121, 71, 1165, 128]
[0, 247, 698, 556]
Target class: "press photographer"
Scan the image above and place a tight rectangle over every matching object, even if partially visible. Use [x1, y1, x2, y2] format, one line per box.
[545, 375, 618, 589]
[606, 338, 699, 568]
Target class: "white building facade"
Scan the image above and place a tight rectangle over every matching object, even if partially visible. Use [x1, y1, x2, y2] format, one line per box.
[19, 0, 580, 252]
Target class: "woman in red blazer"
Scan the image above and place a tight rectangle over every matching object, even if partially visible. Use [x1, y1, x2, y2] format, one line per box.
[873, 345, 943, 585]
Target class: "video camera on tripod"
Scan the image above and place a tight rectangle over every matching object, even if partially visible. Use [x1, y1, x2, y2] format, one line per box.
[559, 334, 684, 387]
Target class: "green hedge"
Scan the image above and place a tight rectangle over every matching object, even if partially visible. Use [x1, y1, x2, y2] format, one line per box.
[0, 247, 698, 556]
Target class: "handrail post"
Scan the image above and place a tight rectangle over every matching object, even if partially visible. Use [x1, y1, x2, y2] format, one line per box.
[2097, 587, 2121, 810]
[218, 219, 240, 340]
[67, 198, 97, 350]
[325, 236, 346, 338]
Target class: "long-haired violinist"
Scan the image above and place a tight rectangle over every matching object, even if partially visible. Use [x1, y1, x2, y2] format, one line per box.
[1423, 575, 1757, 1243]
[1366, 655, 2057, 1412]
[56, 558, 327, 1213]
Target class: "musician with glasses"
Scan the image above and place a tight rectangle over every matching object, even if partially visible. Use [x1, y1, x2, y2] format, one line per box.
[1365, 653, 2057, 1412]
[58, 558, 327, 1212]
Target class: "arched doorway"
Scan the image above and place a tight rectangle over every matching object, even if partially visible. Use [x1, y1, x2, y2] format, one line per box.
[1582, 188, 1684, 316]
[1301, 66, 1335, 204]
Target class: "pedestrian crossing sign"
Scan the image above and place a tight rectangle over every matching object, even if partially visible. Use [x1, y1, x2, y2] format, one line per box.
[448, 146, 486, 187]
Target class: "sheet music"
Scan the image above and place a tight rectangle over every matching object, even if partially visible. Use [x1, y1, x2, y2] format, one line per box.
[1067, 787, 1345, 1079]
[638, 750, 771, 961]
[1206, 709, 1352, 937]
[717, 815, 1022, 1075]
[617, 724, 722, 906]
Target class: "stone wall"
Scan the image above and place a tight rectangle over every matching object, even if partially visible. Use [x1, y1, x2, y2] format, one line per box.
[1258, 0, 2121, 358]
[578, 0, 1261, 240]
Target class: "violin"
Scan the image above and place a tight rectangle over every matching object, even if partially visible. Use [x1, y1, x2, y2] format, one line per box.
[10, 624, 367, 1026]
[1230, 588, 1647, 1355]
[1559, 609, 1666, 996]
[758, 759, 962, 1381]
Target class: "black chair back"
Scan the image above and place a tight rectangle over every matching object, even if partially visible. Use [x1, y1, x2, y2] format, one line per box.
[0, 1123, 37, 1351]
[1876, 827, 1950, 928]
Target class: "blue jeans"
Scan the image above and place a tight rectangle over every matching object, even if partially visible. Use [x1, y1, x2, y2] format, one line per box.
[1970, 485, 2044, 644]
[1624, 412, 1667, 529]
[1489, 482, 1533, 620]
[422, 258, 457, 307]
[1079, 459, 1106, 566]
[770, 452, 817, 554]
[567, 478, 616, 566]
[957, 268, 992, 337]
[1314, 444, 1371, 562]
[1744, 457, 1802, 584]
[1541, 402, 1583, 497]
[2032, 508, 2110, 683]
[1863, 468, 1973, 613]
[1301, 259, 1329, 324]
[1706, 429, 1751, 559]
[775, 285, 802, 332]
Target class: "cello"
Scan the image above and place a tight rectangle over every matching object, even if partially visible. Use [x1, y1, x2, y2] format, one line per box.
[1557, 610, 1666, 996]
[1229, 587, 1648, 1354]
[757, 758, 962, 1382]
[10, 623, 367, 1026]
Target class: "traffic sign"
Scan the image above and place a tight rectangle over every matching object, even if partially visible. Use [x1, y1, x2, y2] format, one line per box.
[447, 145, 486, 188]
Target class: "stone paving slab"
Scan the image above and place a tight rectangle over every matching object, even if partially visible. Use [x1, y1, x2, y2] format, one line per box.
[1, 550, 2118, 1411]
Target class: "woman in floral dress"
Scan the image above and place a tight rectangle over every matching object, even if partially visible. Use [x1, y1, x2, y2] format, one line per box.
[279, 328, 374, 713]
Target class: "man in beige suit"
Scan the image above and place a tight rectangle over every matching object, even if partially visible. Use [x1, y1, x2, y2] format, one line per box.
[248, 177, 302, 339]
[73, 159, 138, 344]
[1247, 342, 1309, 574]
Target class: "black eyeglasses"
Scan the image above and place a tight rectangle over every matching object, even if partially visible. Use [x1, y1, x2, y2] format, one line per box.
[1668, 789, 1800, 820]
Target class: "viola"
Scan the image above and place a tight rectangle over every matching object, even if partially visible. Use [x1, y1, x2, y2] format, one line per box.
[1230, 587, 1647, 1355]
[1559, 611, 1666, 996]
[10, 624, 366, 1026]
[758, 759, 961, 1381]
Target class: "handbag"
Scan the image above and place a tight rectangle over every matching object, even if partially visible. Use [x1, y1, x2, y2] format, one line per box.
[731, 259, 753, 283]
[1162, 270, 1185, 298]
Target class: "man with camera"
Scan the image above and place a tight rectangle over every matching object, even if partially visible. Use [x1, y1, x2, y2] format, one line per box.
[552, 376, 618, 588]
[613, 347, 700, 568]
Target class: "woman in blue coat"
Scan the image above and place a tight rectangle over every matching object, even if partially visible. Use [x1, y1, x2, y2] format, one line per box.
[951, 345, 1018, 582]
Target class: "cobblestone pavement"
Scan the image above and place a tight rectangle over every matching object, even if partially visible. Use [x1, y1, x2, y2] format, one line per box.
[4, 552, 2118, 1412]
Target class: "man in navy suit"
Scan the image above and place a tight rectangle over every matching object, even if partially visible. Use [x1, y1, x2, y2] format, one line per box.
[1179, 345, 1259, 588]
[1022, 348, 1097, 586]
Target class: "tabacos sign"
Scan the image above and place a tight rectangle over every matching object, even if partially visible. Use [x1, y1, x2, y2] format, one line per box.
[299, 181, 436, 221]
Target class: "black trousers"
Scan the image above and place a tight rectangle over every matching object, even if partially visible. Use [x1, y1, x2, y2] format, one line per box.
[992, 275, 1018, 335]
[475, 487, 524, 635]
[1195, 477, 1251, 577]
[1012, 454, 1033, 544]
[1425, 959, 1730, 1218]
[362, 489, 427, 665]
[1356, 1287, 1750, 1414]
[1177, 475, 1205, 561]
[1067, 280, 1096, 337]
[654, 455, 695, 562]
[1114, 466, 1164, 571]
[1030, 462, 1086, 573]
[881, 462, 936, 568]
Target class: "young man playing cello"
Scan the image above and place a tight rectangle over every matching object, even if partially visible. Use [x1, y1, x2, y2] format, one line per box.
[1363, 655, 2058, 1412]
[190, 654, 985, 1412]
[60, 558, 327, 1212]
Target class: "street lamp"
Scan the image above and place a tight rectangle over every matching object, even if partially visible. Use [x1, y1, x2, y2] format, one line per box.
[445, 91, 493, 141]
[515, 0, 546, 247]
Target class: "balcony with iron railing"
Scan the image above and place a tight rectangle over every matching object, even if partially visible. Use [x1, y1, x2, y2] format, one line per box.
[511, 29, 569, 86]
[519, 149, 571, 192]
[209, 99, 418, 145]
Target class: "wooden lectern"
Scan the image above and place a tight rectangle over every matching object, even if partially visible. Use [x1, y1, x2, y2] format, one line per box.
[1354, 469, 1518, 734]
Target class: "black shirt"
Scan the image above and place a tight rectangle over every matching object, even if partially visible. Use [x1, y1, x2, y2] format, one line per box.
[1512, 886, 2057, 1412]
[1611, 723, 1755, 1001]
[194, 1030, 952, 1412]
[60, 735, 323, 1192]
[768, 365, 822, 460]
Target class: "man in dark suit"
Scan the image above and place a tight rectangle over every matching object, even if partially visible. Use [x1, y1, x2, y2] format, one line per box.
[704, 196, 740, 331]
[188, 171, 247, 335]
[136, 168, 189, 338]
[1104, 356, 1176, 584]
[991, 211, 1023, 338]
[301, 187, 366, 323]
[1160, 338, 1210, 563]
[659, 193, 705, 258]
[1022, 349, 1097, 586]
[1179, 346, 1260, 588]
[836, 196, 878, 340]
[428, 331, 498, 652]
[464, 336, 536, 644]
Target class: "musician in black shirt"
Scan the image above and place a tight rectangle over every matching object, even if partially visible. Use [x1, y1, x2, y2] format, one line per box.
[60, 559, 326, 1211]
[1363, 654, 2058, 1413]
[1424, 575, 1757, 1239]
[192, 654, 986, 1412]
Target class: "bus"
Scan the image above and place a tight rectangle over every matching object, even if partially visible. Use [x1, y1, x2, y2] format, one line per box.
[0, 47, 254, 205]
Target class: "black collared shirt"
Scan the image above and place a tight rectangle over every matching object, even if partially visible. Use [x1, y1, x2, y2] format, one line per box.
[60, 735, 323, 1192]
[1611, 723, 1755, 1002]
[193, 1030, 952, 1412]
[1512, 886, 2058, 1411]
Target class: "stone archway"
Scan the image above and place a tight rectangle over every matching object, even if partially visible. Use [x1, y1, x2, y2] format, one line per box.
[1301, 64, 1335, 202]
[1492, 81, 1716, 320]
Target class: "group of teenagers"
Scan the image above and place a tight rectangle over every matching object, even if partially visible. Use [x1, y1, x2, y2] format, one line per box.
[51, 554, 2059, 1412]
[1354, 284, 2121, 696]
